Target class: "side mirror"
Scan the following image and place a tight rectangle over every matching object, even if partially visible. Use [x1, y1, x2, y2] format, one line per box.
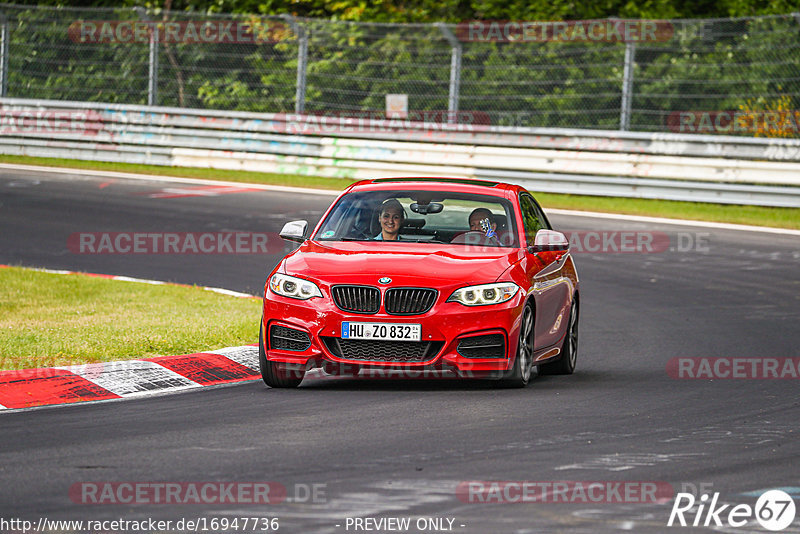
[528, 229, 569, 253]
[279, 220, 308, 243]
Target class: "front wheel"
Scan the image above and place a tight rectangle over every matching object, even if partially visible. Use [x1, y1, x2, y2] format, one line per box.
[499, 304, 535, 388]
[539, 299, 578, 376]
[259, 322, 305, 388]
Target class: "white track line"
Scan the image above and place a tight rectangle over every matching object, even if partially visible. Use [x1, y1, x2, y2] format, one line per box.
[0, 163, 340, 197]
[12, 266, 258, 298]
[1, 163, 796, 234]
[546, 208, 800, 235]
[204, 286, 258, 298]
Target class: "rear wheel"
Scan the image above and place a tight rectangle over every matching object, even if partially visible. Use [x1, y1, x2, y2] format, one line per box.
[259, 322, 305, 388]
[539, 299, 578, 375]
[499, 304, 534, 388]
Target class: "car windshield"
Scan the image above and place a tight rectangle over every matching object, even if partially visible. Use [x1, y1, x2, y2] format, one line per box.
[313, 190, 519, 248]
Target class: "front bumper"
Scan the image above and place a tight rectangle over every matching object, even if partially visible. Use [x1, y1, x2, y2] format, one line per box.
[262, 291, 525, 374]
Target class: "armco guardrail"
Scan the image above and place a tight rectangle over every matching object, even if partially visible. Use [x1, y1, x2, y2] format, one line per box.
[2, 98, 800, 207]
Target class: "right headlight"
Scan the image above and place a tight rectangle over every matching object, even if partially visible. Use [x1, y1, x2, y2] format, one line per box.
[447, 282, 519, 306]
[269, 273, 323, 300]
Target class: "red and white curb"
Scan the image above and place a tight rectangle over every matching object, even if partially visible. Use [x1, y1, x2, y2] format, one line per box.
[0, 345, 261, 411]
[0, 265, 264, 411]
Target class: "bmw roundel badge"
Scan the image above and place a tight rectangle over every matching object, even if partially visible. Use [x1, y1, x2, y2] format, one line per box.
[378, 277, 392, 284]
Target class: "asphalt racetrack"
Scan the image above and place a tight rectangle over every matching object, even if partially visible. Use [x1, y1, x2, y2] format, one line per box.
[1, 167, 799, 533]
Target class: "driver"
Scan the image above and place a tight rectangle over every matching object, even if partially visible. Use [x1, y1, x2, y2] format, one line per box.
[375, 199, 405, 240]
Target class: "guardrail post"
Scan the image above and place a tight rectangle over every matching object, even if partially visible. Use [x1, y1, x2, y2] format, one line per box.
[0, 13, 9, 98]
[134, 8, 158, 106]
[438, 23, 462, 123]
[282, 15, 307, 114]
[620, 41, 635, 131]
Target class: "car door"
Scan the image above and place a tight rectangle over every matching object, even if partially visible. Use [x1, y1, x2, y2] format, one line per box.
[519, 193, 573, 351]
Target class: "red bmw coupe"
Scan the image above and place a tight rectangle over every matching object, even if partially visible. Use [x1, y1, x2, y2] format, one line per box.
[260, 178, 579, 388]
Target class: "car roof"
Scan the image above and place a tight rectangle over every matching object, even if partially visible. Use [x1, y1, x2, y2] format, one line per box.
[346, 177, 524, 196]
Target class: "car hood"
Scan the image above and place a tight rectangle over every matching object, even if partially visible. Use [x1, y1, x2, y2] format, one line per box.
[281, 241, 522, 285]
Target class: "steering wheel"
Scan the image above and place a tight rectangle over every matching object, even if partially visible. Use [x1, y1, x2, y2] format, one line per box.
[450, 231, 500, 246]
[349, 228, 374, 240]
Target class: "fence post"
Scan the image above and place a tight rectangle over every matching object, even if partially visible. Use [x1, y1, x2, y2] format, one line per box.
[148, 24, 159, 106]
[282, 15, 307, 114]
[620, 41, 635, 131]
[0, 13, 9, 98]
[438, 23, 462, 123]
[135, 8, 158, 106]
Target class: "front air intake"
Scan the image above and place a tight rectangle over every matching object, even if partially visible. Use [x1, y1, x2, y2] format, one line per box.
[322, 337, 443, 363]
[269, 324, 311, 352]
[457, 334, 506, 359]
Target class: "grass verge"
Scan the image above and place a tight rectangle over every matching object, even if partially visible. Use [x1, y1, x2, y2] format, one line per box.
[1, 154, 798, 229]
[0, 266, 261, 371]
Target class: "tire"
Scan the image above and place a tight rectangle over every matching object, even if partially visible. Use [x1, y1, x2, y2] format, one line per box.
[259, 322, 305, 388]
[499, 304, 535, 388]
[539, 299, 578, 376]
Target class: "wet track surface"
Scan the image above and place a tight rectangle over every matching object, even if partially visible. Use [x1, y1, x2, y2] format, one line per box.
[1, 167, 799, 533]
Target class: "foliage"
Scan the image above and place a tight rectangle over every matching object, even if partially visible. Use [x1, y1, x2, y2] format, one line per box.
[1, 3, 798, 134]
[7, 0, 800, 20]
[738, 91, 799, 138]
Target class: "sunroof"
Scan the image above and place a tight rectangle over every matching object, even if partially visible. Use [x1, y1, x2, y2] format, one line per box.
[371, 177, 500, 187]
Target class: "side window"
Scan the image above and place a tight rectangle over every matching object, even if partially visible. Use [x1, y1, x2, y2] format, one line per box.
[519, 194, 545, 246]
[529, 196, 552, 231]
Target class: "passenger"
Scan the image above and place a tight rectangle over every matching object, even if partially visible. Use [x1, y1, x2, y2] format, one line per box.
[375, 199, 405, 240]
[469, 208, 497, 235]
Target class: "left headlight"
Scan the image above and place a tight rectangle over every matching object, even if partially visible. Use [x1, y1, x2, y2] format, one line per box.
[447, 282, 519, 306]
[269, 273, 323, 300]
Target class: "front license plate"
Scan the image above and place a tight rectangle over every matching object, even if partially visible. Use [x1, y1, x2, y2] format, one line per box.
[341, 322, 421, 342]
